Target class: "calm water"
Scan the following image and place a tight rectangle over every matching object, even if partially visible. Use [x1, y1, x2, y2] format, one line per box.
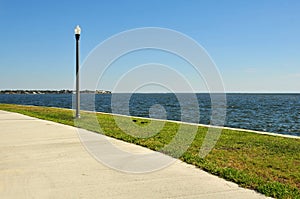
[0, 93, 299, 136]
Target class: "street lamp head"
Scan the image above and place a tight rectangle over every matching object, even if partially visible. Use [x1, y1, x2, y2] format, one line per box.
[74, 25, 81, 35]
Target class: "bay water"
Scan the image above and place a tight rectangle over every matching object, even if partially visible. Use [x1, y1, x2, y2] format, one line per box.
[0, 93, 299, 136]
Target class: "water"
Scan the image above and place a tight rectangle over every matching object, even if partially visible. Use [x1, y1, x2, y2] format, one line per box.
[0, 93, 299, 136]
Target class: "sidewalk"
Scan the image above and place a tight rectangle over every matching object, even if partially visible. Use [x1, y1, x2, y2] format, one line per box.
[0, 110, 270, 199]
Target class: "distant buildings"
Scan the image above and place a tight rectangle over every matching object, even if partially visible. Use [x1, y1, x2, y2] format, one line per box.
[95, 90, 111, 94]
[0, 90, 111, 94]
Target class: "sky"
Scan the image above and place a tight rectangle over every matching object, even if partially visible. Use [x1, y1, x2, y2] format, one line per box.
[0, 0, 299, 92]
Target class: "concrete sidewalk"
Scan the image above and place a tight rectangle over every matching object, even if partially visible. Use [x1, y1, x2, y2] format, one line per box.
[0, 110, 270, 199]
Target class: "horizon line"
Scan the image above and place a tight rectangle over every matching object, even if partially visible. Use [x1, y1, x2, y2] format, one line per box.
[0, 89, 300, 94]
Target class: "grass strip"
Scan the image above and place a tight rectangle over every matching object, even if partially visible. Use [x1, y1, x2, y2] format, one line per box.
[0, 103, 299, 199]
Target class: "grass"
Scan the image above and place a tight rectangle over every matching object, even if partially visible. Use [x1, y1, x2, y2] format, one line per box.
[0, 103, 299, 199]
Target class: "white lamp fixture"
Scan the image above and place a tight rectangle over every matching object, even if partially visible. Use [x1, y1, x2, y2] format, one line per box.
[75, 25, 81, 35]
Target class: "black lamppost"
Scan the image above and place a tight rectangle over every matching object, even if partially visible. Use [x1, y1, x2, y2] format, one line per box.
[75, 25, 81, 118]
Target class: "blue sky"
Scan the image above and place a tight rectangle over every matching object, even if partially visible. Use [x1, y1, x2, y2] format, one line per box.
[0, 0, 299, 92]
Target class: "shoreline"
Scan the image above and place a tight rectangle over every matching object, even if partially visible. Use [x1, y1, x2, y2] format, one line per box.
[84, 109, 300, 139]
[0, 90, 111, 95]
[1, 91, 300, 94]
[4, 103, 299, 139]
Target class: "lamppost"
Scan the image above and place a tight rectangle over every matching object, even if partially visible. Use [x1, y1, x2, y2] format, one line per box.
[75, 25, 81, 118]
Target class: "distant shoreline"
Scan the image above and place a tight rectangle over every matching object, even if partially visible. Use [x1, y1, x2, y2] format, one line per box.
[0, 90, 299, 95]
[0, 90, 111, 95]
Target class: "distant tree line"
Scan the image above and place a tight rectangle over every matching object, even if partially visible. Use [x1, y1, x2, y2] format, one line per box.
[0, 90, 111, 94]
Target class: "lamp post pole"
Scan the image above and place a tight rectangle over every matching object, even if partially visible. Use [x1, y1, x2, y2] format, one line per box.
[75, 25, 81, 118]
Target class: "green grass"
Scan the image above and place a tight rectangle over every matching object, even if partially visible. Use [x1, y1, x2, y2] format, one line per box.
[0, 103, 299, 199]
